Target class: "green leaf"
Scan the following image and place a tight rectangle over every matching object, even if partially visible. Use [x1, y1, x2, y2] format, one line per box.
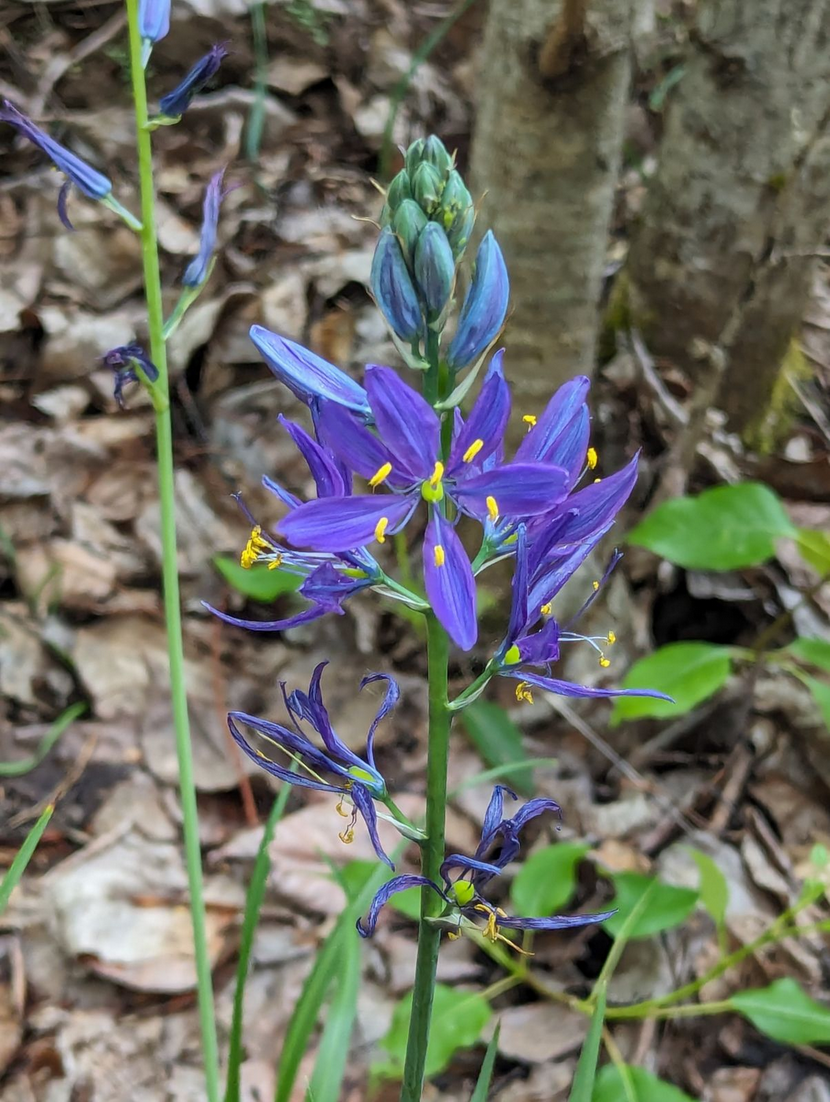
[628, 482, 795, 570]
[510, 842, 590, 917]
[795, 528, 830, 577]
[470, 1022, 500, 1102]
[307, 934, 362, 1102]
[213, 555, 302, 602]
[798, 674, 830, 729]
[374, 983, 492, 1082]
[0, 804, 54, 917]
[569, 987, 605, 1102]
[460, 700, 533, 795]
[787, 637, 830, 674]
[601, 872, 698, 940]
[611, 642, 732, 724]
[593, 1065, 697, 1102]
[686, 848, 729, 928]
[731, 977, 830, 1045]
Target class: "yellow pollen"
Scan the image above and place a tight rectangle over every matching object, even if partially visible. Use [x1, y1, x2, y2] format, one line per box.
[540, 602, 552, 616]
[592, 580, 600, 591]
[240, 525, 270, 568]
[462, 438, 484, 463]
[448, 929, 461, 941]
[522, 414, 537, 429]
[338, 828, 355, 844]
[369, 461, 392, 488]
[267, 555, 283, 571]
[335, 795, 350, 818]
[434, 544, 446, 567]
[486, 495, 499, 522]
[515, 681, 534, 705]
[374, 516, 389, 544]
[587, 447, 598, 470]
[599, 656, 611, 668]
[606, 631, 617, 645]
[429, 461, 444, 488]
[593, 477, 602, 484]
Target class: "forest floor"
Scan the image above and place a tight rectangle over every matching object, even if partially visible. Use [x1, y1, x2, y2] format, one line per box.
[1, 2, 830, 1100]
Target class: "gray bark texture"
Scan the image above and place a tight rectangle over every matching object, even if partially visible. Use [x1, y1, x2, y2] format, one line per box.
[626, 0, 830, 436]
[471, 0, 638, 419]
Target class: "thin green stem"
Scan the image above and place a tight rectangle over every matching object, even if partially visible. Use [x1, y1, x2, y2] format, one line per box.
[399, 613, 451, 1102]
[125, 6, 220, 1100]
[0, 805, 54, 915]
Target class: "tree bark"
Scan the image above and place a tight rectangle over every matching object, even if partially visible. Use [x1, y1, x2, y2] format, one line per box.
[625, 0, 830, 437]
[471, 0, 640, 418]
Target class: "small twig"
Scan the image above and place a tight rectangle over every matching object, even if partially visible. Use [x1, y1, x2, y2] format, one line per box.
[706, 742, 754, 836]
[629, 328, 688, 427]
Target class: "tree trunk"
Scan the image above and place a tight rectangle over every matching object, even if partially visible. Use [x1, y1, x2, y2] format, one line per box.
[471, 0, 640, 419]
[625, 0, 830, 437]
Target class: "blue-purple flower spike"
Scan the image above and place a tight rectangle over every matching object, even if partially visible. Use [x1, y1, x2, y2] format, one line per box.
[159, 44, 228, 120]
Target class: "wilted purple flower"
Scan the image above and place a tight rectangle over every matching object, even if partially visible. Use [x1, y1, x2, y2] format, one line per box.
[358, 786, 615, 938]
[159, 44, 228, 120]
[1, 99, 111, 229]
[228, 663, 399, 867]
[102, 344, 159, 407]
[446, 231, 509, 370]
[182, 168, 229, 287]
[279, 354, 570, 650]
[371, 226, 423, 342]
[139, 0, 170, 43]
[249, 325, 371, 418]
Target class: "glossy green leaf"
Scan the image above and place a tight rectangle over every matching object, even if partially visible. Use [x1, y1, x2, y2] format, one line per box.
[593, 1065, 697, 1102]
[601, 872, 698, 940]
[470, 1022, 500, 1102]
[611, 642, 732, 724]
[214, 555, 301, 602]
[731, 977, 830, 1045]
[788, 637, 830, 674]
[686, 848, 728, 928]
[460, 700, 533, 795]
[569, 988, 605, 1102]
[795, 528, 830, 576]
[510, 842, 590, 917]
[374, 983, 491, 1082]
[628, 482, 795, 570]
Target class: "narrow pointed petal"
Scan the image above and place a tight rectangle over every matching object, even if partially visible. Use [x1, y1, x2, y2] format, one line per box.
[480, 784, 517, 846]
[159, 44, 227, 120]
[505, 669, 674, 702]
[262, 474, 302, 511]
[203, 600, 328, 633]
[1, 100, 112, 200]
[423, 512, 477, 650]
[315, 401, 409, 484]
[279, 415, 349, 498]
[527, 522, 611, 611]
[228, 712, 351, 785]
[447, 231, 509, 369]
[300, 563, 371, 613]
[280, 494, 415, 553]
[546, 453, 640, 550]
[506, 524, 529, 643]
[301, 661, 367, 770]
[360, 673, 400, 769]
[497, 909, 617, 931]
[365, 365, 439, 479]
[57, 180, 74, 231]
[249, 325, 370, 416]
[351, 784, 394, 868]
[183, 168, 227, 286]
[357, 874, 446, 937]
[508, 796, 563, 832]
[439, 854, 504, 885]
[448, 350, 510, 473]
[515, 376, 590, 464]
[454, 463, 568, 519]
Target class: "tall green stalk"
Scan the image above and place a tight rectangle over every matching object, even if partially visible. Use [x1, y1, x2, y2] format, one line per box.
[400, 612, 451, 1101]
[124, 5, 220, 1099]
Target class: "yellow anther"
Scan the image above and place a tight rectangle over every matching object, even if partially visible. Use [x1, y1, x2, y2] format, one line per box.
[540, 602, 552, 616]
[374, 516, 389, 544]
[335, 795, 350, 818]
[599, 656, 611, 668]
[515, 681, 534, 705]
[522, 414, 537, 429]
[593, 477, 602, 484]
[592, 580, 600, 591]
[240, 525, 270, 568]
[448, 929, 461, 941]
[339, 828, 355, 844]
[462, 439, 484, 463]
[369, 461, 392, 488]
[606, 630, 617, 645]
[587, 447, 598, 470]
[486, 495, 499, 522]
[434, 544, 446, 567]
[267, 555, 283, 570]
[429, 461, 444, 488]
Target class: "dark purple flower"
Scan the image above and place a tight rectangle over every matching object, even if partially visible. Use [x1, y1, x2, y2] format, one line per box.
[183, 168, 229, 287]
[102, 343, 159, 408]
[446, 232, 509, 370]
[229, 663, 399, 867]
[159, 44, 228, 120]
[358, 786, 615, 937]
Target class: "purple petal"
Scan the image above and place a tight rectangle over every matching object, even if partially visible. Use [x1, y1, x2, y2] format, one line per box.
[544, 453, 640, 550]
[249, 325, 370, 416]
[315, 402, 409, 485]
[423, 512, 477, 651]
[507, 796, 563, 832]
[497, 909, 617, 931]
[228, 711, 351, 786]
[365, 365, 438, 480]
[360, 673, 400, 770]
[357, 874, 446, 937]
[262, 474, 302, 511]
[506, 524, 529, 644]
[183, 168, 227, 286]
[516, 618, 561, 666]
[480, 784, 518, 847]
[454, 463, 569, 519]
[280, 494, 416, 553]
[299, 563, 369, 612]
[138, 0, 170, 41]
[515, 376, 590, 465]
[504, 669, 674, 702]
[204, 600, 328, 633]
[303, 661, 368, 771]
[279, 415, 349, 498]
[439, 854, 504, 887]
[447, 350, 510, 473]
[57, 180, 74, 231]
[351, 784, 394, 868]
[527, 521, 611, 610]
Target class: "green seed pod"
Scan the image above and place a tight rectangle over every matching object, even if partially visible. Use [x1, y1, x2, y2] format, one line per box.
[385, 169, 412, 213]
[394, 199, 429, 268]
[421, 135, 454, 180]
[411, 162, 443, 216]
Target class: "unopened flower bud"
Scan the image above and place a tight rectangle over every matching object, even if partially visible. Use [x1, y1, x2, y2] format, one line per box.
[414, 222, 454, 319]
[446, 203, 476, 260]
[139, 0, 170, 45]
[385, 169, 412, 213]
[393, 199, 428, 267]
[439, 171, 472, 227]
[371, 226, 423, 342]
[158, 44, 227, 121]
[404, 138, 426, 177]
[447, 231, 509, 369]
[411, 162, 443, 216]
[421, 135, 454, 180]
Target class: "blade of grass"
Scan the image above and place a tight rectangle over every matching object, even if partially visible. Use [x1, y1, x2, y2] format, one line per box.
[568, 987, 605, 1102]
[0, 702, 86, 778]
[306, 930, 362, 1102]
[0, 804, 54, 916]
[224, 784, 292, 1102]
[470, 1021, 500, 1102]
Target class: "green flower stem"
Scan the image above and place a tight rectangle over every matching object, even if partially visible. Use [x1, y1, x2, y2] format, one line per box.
[400, 612, 451, 1102]
[125, 5, 220, 1101]
[448, 661, 496, 711]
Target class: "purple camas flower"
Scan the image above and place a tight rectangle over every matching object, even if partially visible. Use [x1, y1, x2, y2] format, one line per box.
[102, 344, 159, 408]
[228, 663, 398, 866]
[159, 44, 228, 120]
[358, 785, 616, 938]
[183, 168, 229, 287]
[139, 0, 170, 43]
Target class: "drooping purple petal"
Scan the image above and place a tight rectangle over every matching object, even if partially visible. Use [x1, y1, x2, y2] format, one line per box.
[454, 463, 569, 519]
[300, 563, 372, 613]
[423, 512, 477, 651]
[360, 673, 400, 770]
[447, 350, 511, 474]
[515, 376, 590, 465]
[249, 325, 370, 417]
[357, 874, 447, 937]
[203, 600, 328, 633]
[351, 784, 394, 868]
[508, 796, 563, 832]
[57, 180, 74, 230]
[439, 854, 505, 887]
[280, 493, 416, 553]
[504, 669, 674, 702]
[497, 909, 617, 931]
[299, 661, 368, 771]
[544, 453, 640, 550]
[365, 365, 439, 480]
[315, 402, 410, 485]
[228, 712, 351, 786]
[278, 415, 349, 498]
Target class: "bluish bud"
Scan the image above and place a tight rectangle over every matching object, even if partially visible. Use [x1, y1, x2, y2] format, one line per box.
[138, 0, 170, 43]
[411, 162, 443, 215]
[393, 199, 428, 267]
[386, 170, 413, 212]
[182, 168, 229, 287]
[447, 231, 510, 369]
[371, 226, 423, 342]
[421, 135, 454, 180]
[404, 138, 426, 177]
[158, 44, 227, 121]
[414, 222, 455, 319]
